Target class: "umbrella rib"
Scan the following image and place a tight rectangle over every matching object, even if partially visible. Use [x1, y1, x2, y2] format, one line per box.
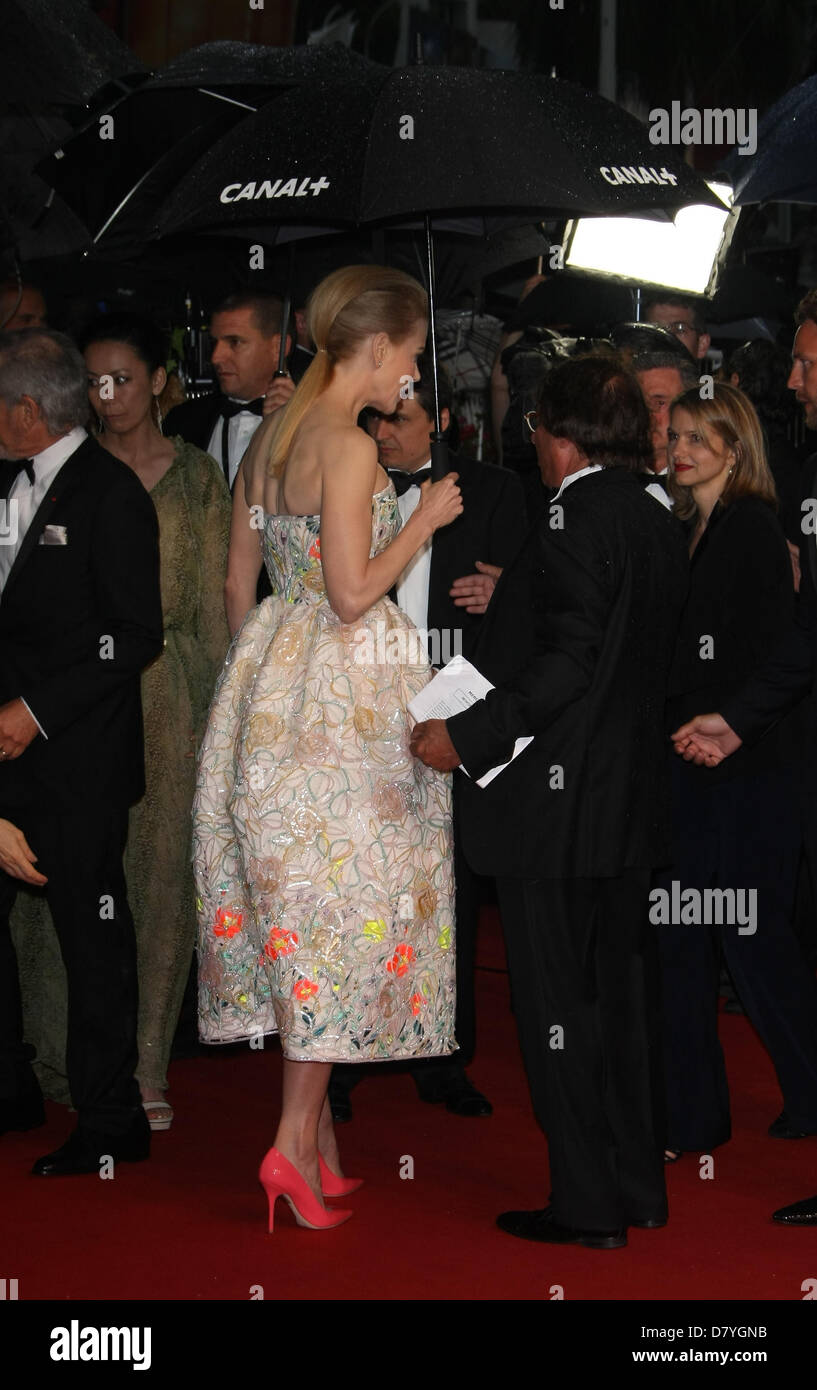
[195, 87, 257, 113]
[93, 164, 159, 243]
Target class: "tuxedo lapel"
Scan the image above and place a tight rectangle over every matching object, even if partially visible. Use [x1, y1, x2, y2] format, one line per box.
[1, 445, 87, 598]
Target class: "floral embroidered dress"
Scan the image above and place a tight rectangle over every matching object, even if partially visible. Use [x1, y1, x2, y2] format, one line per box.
[192, 481, 456, 1061]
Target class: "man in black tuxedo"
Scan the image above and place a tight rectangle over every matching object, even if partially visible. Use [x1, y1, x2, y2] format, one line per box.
[0, 329, 163, 1175]
[632, 348, 698, 503]
[412, 355, 689, 1247]
[164, 290, 295, 491]
[330, 356, 526, 1121]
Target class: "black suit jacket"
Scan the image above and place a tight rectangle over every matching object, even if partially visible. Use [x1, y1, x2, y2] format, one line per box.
[721, 456, 817, 825]
[164, 394, 226, 455]
[0, 436, 163, 811]
[668, 495, 797, 785]
[423, 456, 525, 661]
[446, 468, 689, 879]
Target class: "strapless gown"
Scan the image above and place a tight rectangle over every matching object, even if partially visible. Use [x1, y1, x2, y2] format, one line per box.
[192, 482, 457, 1060]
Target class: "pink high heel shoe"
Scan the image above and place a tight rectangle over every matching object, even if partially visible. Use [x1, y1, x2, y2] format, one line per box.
[319, 1154, 364, 1198]
[259, 1148, 353, 1232]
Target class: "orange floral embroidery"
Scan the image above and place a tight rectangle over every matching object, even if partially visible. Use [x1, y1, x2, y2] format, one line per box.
[264, 927, 299, 961]
[213, 907, 243, 938]
[293, 978, 319, 1001]
[386, 943, 414, 977]
[308, 537, 321, 559]
[410, 993, 423, 1015]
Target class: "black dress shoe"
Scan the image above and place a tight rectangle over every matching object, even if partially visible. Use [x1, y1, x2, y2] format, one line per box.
[768, 1111, 817, 1139]
[0, 1092, 45, 1137]
[496, 1206, 627, 1249]
[630, 1217, 667, 1229]
[772, 1193, 817, 1224]
[415, 1072, 493, 1117]
[32, 1123, 150, 1176]
[328, 1083, 353, 1125]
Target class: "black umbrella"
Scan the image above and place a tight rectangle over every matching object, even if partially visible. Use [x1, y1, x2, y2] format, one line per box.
[720, 74, 817, 205]
[2, 0, 145, 111]
[149, 65, 722, 477]
[0, 0, 144, 265]
[38, 43, 381, 255]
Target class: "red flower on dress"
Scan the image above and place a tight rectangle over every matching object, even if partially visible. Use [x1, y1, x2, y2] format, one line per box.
[386, 943, 414, 978]
[264, 927, 299, 961]
[410, 993, 423, 1015]
[308, 537, 321, 559]
[213, 907, 243, 938]
[293, 978, 319, 1001]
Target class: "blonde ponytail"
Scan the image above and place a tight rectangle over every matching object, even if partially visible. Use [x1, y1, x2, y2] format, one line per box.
[263, 264, 428, 475]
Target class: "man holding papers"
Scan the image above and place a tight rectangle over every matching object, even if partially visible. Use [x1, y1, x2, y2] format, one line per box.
[411, 355, 688, 1248]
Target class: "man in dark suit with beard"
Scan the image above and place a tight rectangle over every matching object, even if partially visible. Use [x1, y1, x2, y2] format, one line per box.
[412, 355, 688, 1247]
[330, 356, 526, 1120]
[0, 329, 163, 1175]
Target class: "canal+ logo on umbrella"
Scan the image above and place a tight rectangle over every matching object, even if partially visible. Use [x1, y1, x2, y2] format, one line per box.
[220, 176, 331, 204]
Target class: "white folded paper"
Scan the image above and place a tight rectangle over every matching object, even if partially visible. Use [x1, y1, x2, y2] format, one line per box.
[408, 653, 533, 788]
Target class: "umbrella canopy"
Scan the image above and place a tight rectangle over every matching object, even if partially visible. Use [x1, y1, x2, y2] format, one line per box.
[720, 74, 817, 205]
[0, 0, 144, 264]
[145, 63, 722, 478]
[153, 65, 723, 244]
[39, 43, 381, 253]
[2, 0, 145, 111]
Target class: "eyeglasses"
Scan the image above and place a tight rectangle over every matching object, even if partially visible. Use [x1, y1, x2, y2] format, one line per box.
[523, 409, 539, 434]
[665, 321, 696, 337]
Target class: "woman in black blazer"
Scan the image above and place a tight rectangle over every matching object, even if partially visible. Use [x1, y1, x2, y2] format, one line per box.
[659, 383, 817, 1159]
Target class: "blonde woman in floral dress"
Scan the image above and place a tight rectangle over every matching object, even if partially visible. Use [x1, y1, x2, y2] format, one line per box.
[193, 266, 461, 1231]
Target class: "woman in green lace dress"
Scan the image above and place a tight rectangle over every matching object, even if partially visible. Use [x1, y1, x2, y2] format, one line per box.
[11, 313, 231, 1131]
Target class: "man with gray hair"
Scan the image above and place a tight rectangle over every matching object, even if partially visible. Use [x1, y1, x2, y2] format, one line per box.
[633, 349, 700, 499]
[0, 329, 163, 1176]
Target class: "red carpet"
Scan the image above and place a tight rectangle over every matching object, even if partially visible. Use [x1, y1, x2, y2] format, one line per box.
[4, 907, 816, 1302]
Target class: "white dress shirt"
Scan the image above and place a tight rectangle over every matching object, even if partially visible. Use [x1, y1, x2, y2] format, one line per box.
[394, 458, 433, 647]
[0, 425, 87, 737]
[0, 426, 86, 593]
[552, 463, 603, 500]
[207, 408, 263, 490]
[646, 465, 674, 510]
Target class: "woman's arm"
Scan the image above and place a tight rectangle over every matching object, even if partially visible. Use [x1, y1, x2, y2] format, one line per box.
[320, 428, 462, 624]
[224, 453, 264, 635]
[195, 453, 233, 672]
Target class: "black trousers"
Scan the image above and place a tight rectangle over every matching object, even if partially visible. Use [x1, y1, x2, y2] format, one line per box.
[658, 761, 817, 1149]
[0, 799, 143, 1135]
[333, 808, 480, 1092]
[496, 869, 667, 1231]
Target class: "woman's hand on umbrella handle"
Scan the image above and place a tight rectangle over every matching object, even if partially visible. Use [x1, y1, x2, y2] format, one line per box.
[416, 472, 462, 534]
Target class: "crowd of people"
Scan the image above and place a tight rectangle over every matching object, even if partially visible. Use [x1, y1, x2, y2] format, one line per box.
[1, 260, 817, 1248]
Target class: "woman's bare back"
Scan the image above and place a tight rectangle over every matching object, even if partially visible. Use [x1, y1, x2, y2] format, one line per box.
[242, 402, 388, 518]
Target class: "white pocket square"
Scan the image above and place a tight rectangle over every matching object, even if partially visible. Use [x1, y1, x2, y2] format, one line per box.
[39, 524, 68, 546]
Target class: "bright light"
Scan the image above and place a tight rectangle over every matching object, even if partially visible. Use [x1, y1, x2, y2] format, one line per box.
[561, 183, 737, 296]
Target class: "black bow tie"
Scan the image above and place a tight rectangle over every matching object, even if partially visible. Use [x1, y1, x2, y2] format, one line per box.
[388, 467, 431, 496]
[4, 458, 35, 494]
[220, 396, 266, 420]
[641, 470, 669, 494]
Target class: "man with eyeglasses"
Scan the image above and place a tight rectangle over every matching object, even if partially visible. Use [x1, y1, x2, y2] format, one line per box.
[411, 354, 689, 1247]
[643, 292, 711, 363]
